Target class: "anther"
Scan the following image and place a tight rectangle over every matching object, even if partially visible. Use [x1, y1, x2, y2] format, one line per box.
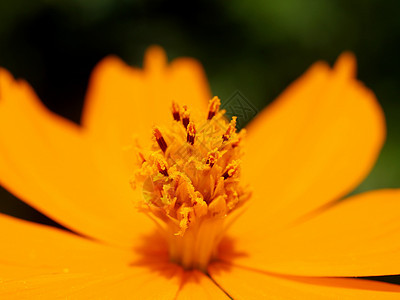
[187, 122, 196, 145]
[232, 137, 242, 148]
[153, 127, 168, 153]
[182, 106, 190, 129]
[207, 96, 221, 120]
[172, 101, 180, 122]
[138, 152, 146, 164]
[156, 158, 169, 176]
[222, 160, 240, 179]
[223, 117, 237, 142]
[206, 149, 220, 168]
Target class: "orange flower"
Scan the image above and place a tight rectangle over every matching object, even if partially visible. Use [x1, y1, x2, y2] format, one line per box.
[0, 46, 400, 298]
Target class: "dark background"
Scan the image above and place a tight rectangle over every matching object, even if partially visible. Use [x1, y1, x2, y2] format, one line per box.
[0, 0, 399, 283]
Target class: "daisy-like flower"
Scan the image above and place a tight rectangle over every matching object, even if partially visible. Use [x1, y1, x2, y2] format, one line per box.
[0, 46, 400, 299]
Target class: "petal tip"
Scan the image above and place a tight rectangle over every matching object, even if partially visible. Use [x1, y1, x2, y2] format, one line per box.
[92, 55, 127, 76]
[334, 51, 357, 78]
[0, 68, 17, 104]
[144, 45, 168, 71]
[0, 67, 14, 85]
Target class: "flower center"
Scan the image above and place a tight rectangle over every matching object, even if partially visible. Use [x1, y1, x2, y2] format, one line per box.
[130, 97, 251, 272]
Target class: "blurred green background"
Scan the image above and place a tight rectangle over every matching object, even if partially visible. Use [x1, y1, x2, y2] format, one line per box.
[0, 0, 399, 243]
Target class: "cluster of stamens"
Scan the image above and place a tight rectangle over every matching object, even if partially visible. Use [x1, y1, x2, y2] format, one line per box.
[130, 96, 250, 270]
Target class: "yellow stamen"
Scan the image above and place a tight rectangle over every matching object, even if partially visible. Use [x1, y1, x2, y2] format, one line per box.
[222, 160, 240, 179]
[153, 127, 168, 153]
[223, 116, 237, 142]
[131, 98, 250, 271]
[156, 157, 169, 177]
[181, 105, 190, 129]
[207, 96, 221, 120]
[172, 101, 180, 121]
[186, 122, 196, 145]
[137, 151, 146, 164]
[206, 149, 220, 168]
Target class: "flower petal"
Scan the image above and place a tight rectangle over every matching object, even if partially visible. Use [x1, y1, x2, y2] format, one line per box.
[0, 213, 134, 276]
[221, 189, 400, 277]
[0, 68, 153, 248]
[82, 46, 211, 177]
[240, 53, 385, 229]
[0, 214, 186, 298]
[0, 264, 183, 299]
[0, 215, 223, 299]
[176, 270, 229, 299]
[209, 263, 400, 299]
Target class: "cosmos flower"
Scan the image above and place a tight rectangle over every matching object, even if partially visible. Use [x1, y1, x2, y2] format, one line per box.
[0, 47, 400, 299]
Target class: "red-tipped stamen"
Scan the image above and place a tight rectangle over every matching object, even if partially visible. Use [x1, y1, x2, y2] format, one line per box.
[182, 105, 190, 129]
[223, 116, 237, 142]
[156, 158, 169, 176]
[172, 101, 180, 122]
[222, 160, 239, 179]
[138, 152, 146, 164]
[207, 96, 221, 120]
[206, 149, 220, 168]
[153, 127, 168, 153]
[187, 122, 196, 145]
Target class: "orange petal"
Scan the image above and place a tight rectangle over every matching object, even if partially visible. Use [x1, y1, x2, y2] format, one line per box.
[0, 68, 153, 248]
[209, 263, 400, 299]
[82, 46, 211, 177]
[176, 270, 228, 299]
[0, 264, 183, 299]
[0, 214, 185, 298]
[0, 216, 219, 299]
[237, 52, 385, 231]
[0, 213, 134, 278]
[221, 189, 400, 277]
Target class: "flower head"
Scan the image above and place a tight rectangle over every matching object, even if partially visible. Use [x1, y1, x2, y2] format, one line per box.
[0, 47, 400, 298]
[130, 94, 250, 271]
